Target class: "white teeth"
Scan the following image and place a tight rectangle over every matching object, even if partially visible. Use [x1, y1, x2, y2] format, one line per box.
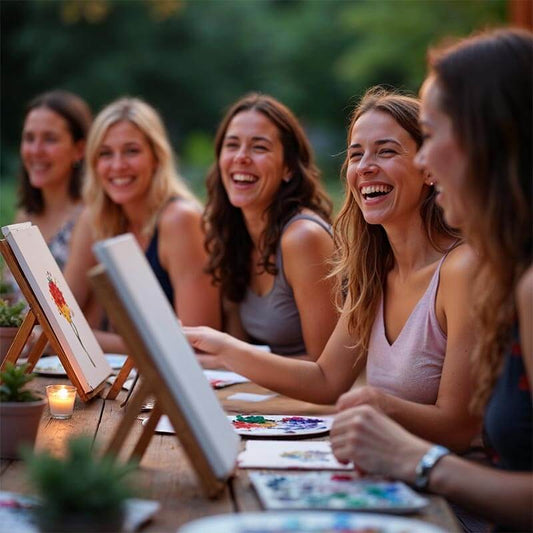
[31, 163, 49, 171]
[110, 177, 134, 186]
[233, 173, 257, 183]
[360, 184, 393, 195]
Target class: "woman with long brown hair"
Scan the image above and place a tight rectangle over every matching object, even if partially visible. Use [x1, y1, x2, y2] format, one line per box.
[330, 28, 532, 531]
[186, 88, 480, 451]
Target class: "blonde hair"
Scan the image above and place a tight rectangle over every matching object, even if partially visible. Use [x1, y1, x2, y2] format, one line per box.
[331, 87, 459, 356]
[84, 97, 197, 239]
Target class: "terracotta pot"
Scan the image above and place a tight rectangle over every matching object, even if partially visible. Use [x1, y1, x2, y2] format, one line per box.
[0, 326, 19, 365]
[0, 397, 46, 459]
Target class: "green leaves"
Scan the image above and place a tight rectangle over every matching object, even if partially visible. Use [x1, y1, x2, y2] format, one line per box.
[0, 299, 26, 327]
[0, 362, 39, 402]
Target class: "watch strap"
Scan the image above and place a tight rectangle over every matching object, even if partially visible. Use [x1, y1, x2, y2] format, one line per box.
[414, 444, 450, 490]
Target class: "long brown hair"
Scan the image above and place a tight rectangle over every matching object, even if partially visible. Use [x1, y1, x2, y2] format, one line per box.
[204, 92, 332, 302]
[17, 90, 92, 214]
[428, 28, 533, 411]
[332, 87, 458, 354]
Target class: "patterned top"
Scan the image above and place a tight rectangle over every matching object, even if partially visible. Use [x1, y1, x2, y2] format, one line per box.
[48, 208, 82, 271]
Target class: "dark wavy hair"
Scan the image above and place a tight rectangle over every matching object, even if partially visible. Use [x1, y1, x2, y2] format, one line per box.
[17, 90, 92, 214]
[204, 92, 333, 302]
[427, 28, 533, 412]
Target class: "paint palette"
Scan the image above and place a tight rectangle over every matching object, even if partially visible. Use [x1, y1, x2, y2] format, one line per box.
[229, 414, 332, 437]
[178, 511, 446, 533]
[249, 472, 428, 514]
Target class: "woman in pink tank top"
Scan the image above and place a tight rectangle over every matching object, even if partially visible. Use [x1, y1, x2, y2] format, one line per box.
[185, 88, 480, 452]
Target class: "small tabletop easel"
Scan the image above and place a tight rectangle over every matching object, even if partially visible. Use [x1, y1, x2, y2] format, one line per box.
[90, 264, 229, 497]
[0, 239, 106, 402]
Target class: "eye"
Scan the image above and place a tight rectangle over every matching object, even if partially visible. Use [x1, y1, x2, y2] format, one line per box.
[98, 149, 112, 159]
[349, 151, 363, 161]
[378, 148, 396, 157]
[253, 144, 268, 152]
[22, 132, 34, 143]
[125, 147, 140, 155]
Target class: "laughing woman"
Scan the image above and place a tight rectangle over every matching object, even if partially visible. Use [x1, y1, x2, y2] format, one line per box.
[186, 88, 481, 451]
[65, 98, 220, 351]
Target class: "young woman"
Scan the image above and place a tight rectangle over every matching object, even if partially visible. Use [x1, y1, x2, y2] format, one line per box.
[330, 28, 532, 531]
[65, 97, 220, 351]
[202, 93, 337, 360]
[186, 88, 480, 451]
[15, 90, 92, 270]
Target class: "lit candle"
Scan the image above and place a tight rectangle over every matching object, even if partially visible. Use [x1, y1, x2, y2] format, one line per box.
[46, 385, 76, 419]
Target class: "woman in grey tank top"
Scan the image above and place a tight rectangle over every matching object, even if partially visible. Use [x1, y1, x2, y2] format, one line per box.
[202, 93, 338, 360]
[187, 89, 480, 451]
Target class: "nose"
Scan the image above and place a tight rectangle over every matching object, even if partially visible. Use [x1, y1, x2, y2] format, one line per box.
[356, 152, 378, 176]
[234, 145, 251, 163]
[26, 138, 45, 155]
[110, 153, 127, 170]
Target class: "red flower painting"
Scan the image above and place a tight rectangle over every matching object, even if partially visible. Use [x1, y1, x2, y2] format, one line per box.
[47, 271, 96, 368]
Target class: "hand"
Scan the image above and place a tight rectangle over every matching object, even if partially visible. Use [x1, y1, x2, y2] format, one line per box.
[330, 405, 430, 483]
[336, 385, 389, 414]
[183, 326, 236, 369]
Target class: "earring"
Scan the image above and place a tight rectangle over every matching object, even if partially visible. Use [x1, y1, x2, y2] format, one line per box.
[283, 175, 292, 183]
[428, 181, 434, 186]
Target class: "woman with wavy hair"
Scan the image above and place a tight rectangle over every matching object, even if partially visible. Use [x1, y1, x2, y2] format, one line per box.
[186, 88, 480, 451]
[202, 92, 337, 359]
[65, 97, 220, 351]
[331, 28, 532, 531]
[14, 90, 92, 270]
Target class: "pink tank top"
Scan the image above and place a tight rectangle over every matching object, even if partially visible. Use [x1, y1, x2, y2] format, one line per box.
[366, 255, 448, 405]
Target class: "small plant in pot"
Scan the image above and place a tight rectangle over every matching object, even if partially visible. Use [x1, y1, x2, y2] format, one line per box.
[23, 435, 138, 533]
[0, 298, 27, 364]
[0, 362, 46, 459]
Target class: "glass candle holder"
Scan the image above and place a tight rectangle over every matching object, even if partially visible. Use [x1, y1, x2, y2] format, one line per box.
[46, 385, 76, 419]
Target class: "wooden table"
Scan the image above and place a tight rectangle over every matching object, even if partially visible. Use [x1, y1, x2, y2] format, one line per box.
[0, 376, 461, 532]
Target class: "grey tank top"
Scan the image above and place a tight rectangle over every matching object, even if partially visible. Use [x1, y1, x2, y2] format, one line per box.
[239, 213, 332, 356]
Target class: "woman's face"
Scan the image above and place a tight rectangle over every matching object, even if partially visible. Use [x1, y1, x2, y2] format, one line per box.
[95, 120, 157, 208]
[346, 109, 425, 227]
[20, 107, 83, 191]
[219, 109, 288, 215]
[415, 77, 468, 229]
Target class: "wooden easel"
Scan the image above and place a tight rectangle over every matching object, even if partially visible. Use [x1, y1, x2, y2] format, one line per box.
[0, 239, 105, 402]
[90, 264, 228, 498]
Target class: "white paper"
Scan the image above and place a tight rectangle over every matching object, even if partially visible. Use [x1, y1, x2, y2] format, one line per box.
[203, 369, 250, 388]
[238, 440, 354, 470]
[227, 392, 277, 402]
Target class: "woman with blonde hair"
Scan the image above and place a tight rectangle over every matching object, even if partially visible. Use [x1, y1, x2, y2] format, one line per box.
[65, 97, 220, 351]
[185, 88, 480, 451]
[330, 28, 532, 531]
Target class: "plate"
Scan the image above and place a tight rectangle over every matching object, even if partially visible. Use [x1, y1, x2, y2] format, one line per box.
[178, 511, 446, 533]
[228, 414, 332, 437]
[33, 354, 127, 376]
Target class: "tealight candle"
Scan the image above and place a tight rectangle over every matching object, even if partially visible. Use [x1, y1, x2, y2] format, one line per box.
[46, 385, 76, 419]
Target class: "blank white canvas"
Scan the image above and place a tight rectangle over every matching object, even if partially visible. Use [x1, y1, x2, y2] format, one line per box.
[2, 223, 111, 391]
[93, 233, 240, 480]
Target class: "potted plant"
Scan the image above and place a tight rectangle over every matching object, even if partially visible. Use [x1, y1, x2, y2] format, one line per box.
[0, 298, 27, 363]
[0, 362, 46, 459]
[23, 435, 137, 533]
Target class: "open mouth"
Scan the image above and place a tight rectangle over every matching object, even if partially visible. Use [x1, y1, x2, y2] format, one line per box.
[360, 184, 393, 200]
[109, 177, 135, 187]
[232, 173, 258, 184]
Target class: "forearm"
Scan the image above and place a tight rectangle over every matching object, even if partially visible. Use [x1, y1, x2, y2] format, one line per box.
[429, 455, 533, 531]
[222, 341, 342, 404]
[384, 395, 480, 452]
[93, 330, 126, 353]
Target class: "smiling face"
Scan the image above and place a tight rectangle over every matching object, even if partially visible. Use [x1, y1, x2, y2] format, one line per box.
[95, 120, 157, 208]
[415, 77, 469, 229]
[20, 107, 83, 191]
[218, 109, 289, 216]
[346, 110, 425, 227]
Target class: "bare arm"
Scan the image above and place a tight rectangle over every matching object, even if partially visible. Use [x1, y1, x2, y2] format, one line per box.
[336, 245, 481, 451]
[184, 298, 362, 404]
[517, 264, 533, 385]
[331, 405, 532, 531]
[281, 218, 338, 361]
[158, 200, 221, 329]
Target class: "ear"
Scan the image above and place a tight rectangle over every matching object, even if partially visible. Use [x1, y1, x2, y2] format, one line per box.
[423, 171, 434, 187]
[282, 164, 292, 183]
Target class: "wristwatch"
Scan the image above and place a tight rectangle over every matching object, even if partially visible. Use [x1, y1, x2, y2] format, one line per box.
[414, 445, 450, 490]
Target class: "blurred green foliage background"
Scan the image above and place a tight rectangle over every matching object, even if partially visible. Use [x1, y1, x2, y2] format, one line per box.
[1, 0, 507, 226]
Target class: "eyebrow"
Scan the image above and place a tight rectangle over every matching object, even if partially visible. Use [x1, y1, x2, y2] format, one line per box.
[349, 138, 402, 149]
[224, 134, 273, 144]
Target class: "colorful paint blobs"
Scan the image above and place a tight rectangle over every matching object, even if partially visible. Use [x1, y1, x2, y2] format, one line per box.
[237, 440, 353, 470]
[249, 472, 428, 514]
[229, 415, 332, 437]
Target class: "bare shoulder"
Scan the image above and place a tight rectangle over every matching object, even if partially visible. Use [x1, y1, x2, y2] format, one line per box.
[516, 265, 533, 308]
[13, 209, 29, 224]
[158, 199, 202, 234]
[281, 214, 332, 255]
[440, 243, 479, 283]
